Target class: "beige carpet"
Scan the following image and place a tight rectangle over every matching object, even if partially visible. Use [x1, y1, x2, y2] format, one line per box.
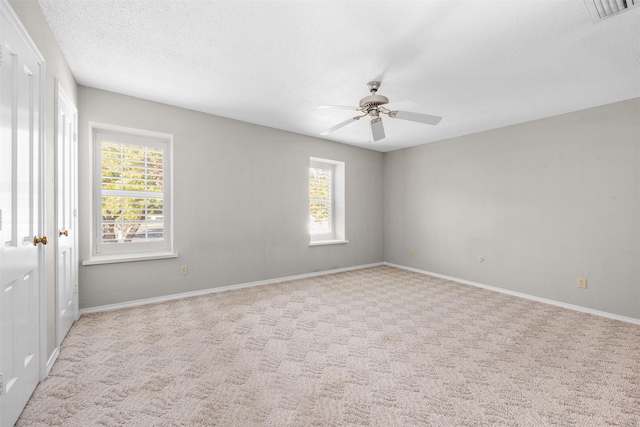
[17, 265, 640, 426]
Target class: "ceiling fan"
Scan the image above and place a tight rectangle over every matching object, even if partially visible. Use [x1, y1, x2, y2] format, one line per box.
[319, 81, 442, 142]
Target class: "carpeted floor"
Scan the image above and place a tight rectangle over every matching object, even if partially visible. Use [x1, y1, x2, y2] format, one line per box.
[17, 265, 640, 426]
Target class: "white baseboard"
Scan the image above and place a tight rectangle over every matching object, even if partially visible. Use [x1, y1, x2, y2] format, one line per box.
[46, 347, 60, 376]
[385, 262, 640, 326]
[80, 262, 384, 315]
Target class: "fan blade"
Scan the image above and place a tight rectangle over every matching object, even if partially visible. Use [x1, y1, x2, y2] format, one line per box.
[318, 105, 360, 111]
[320, 116, 361, 135]
[370, 118, 385, 141]
[390, 110, 442, 125]
[384, 100, 421, 111]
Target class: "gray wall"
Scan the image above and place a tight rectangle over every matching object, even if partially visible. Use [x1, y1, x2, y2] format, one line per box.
[384, 98, 640, 320]
[10, 0, 79, 361]
[78, 87, 384, 309]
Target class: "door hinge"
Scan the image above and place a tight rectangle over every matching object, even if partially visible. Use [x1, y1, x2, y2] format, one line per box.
[0, 372, 4, 395]
[73, 132, 77, 142]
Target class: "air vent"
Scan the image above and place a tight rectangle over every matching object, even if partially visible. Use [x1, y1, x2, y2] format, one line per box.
[584, 0, 638, 21]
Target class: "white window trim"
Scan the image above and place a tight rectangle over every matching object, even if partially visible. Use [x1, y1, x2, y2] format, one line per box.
[308, 239, 348, 247]
[82, 251, 178, 266]
[83, 122, 176, 265]
[309, 156, 347, 246]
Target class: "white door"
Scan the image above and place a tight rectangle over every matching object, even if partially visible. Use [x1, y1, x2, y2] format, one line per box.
[0, 3, 45, 426]
[55, 83, 78, 345]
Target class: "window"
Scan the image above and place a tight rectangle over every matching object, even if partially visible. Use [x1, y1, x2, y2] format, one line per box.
[85, 124, 175, 264]
[309, 157, 347, 245]
[310, 163, 333, 236]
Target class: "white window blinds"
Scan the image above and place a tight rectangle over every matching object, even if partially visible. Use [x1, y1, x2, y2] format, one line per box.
[309, 164, 333, 235]
[100, 140, 164, 244]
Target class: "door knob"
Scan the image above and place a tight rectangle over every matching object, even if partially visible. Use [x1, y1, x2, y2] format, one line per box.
[33, 236, 48, 246]
[59, 230, 69, 236]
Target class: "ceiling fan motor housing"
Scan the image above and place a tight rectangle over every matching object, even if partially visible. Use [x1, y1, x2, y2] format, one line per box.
[359, 94, 389, 109]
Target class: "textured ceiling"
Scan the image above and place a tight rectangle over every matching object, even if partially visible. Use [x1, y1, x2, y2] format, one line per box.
[37, 0, 640, 152]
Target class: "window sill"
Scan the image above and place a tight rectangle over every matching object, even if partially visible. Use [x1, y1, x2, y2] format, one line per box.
[308, 239, 349, 247]
[82, 251, 178, 266]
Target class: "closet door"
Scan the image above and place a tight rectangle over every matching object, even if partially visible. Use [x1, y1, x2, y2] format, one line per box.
[0, 3, 45, 426]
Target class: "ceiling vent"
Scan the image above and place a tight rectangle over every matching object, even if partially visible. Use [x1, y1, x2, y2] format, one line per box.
[584, 0, 639, 21]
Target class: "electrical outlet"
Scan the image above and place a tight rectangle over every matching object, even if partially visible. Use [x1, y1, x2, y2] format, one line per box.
[411, 250, 415, 257]
[180, 266, 188, 276]
[578, 278, 587, 289]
